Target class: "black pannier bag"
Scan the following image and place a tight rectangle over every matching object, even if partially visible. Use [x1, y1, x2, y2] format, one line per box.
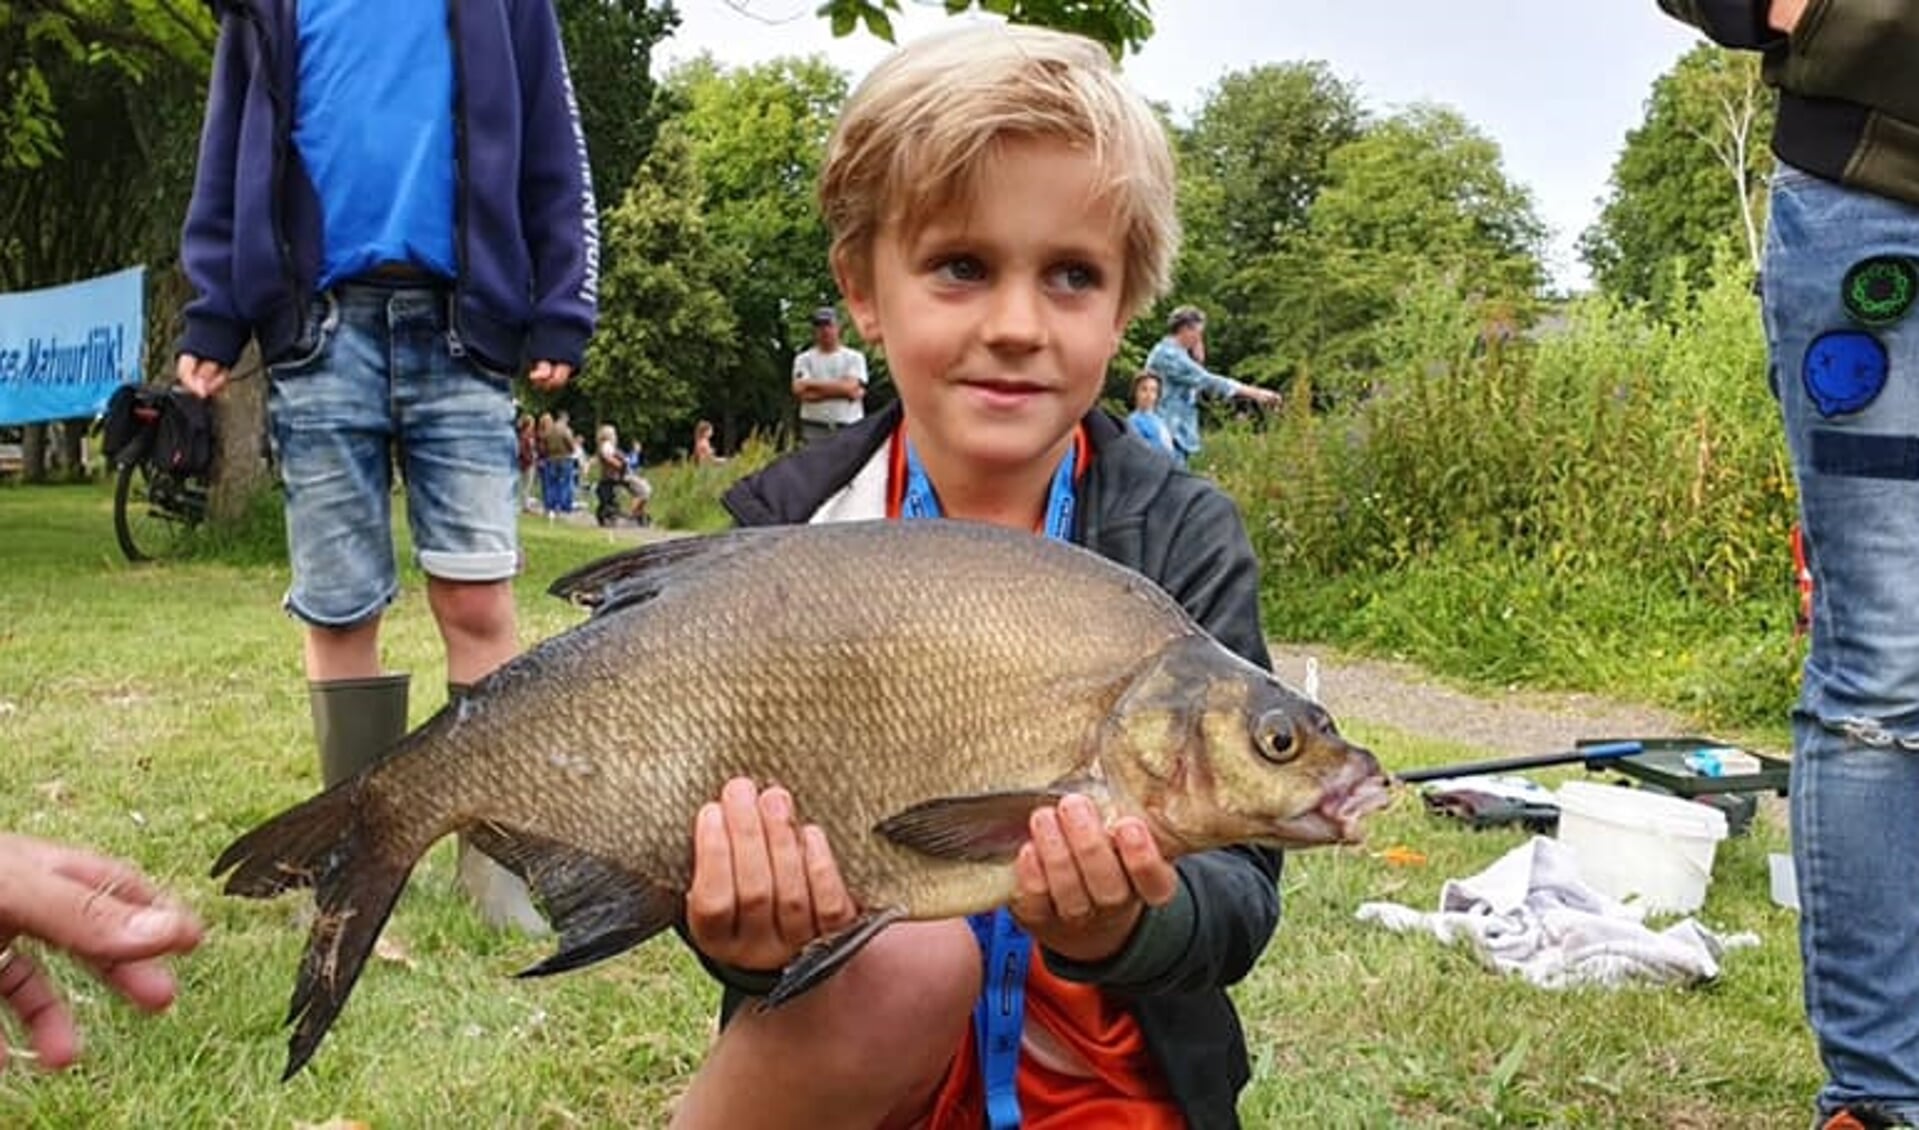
[151, 389, 215, 476]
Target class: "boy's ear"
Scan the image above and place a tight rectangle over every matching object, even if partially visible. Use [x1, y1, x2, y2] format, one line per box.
[834, 256, 883, 344]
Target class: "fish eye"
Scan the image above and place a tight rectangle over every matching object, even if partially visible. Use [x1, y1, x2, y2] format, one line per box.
[1253, 710, 1298, 765]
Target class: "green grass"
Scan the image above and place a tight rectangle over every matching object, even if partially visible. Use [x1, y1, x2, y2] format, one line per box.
[0, 484, 1819, 1127]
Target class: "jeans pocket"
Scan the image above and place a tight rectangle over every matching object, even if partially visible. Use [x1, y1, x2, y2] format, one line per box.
[270, 293, 341, 374]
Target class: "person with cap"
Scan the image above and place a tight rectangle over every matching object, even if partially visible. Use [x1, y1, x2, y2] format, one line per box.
[791, 305, 869, 447]
[1656, 3, 1919, 1129]
[1143, 306, 1280, 466]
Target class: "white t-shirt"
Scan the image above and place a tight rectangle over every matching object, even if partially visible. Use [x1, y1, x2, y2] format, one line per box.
[792, 346, 869, 426]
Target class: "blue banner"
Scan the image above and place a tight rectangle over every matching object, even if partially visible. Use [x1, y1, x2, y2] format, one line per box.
[0, 267, 144, 426]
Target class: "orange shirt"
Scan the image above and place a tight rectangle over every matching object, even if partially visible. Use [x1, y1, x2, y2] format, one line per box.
[926, 949, 1184, 1129]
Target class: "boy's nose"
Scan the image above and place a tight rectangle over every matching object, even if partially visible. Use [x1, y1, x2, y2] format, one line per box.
[981, 282, 1046, 349]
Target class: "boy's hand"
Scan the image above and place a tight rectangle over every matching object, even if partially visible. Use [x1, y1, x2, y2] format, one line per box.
[1009, 794, 1177, 965]
[685, 779, 857, 973]
[1768, 0, 1806, 33]
[528, 361, 573, 393]
[175, 353, 230, 399]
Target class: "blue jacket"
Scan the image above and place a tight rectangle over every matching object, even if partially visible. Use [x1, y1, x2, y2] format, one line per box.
[179, 0, 599, 373]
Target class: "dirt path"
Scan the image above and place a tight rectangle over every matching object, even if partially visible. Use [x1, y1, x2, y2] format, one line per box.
[1265, 642, 1706, 759]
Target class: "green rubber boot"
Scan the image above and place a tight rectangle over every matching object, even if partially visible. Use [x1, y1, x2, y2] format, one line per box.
[448, 682, 551, 937]
[308, 673, 411, 788]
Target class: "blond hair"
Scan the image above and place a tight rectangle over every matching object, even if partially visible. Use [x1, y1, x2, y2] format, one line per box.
[820, 23, 1179, 320]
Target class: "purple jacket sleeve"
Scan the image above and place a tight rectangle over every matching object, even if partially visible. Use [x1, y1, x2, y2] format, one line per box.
[177, 16, 253, 367]
[512, 0, 599, 369]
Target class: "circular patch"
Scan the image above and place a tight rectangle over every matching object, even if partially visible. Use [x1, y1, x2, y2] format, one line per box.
[1841, 256, 1917, 326]
[1803, 330, 1890, 417]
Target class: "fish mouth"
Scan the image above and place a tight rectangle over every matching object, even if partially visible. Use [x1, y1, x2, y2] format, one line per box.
[1261, 774, 1394, 846]
[1321, 774, 1395, 841]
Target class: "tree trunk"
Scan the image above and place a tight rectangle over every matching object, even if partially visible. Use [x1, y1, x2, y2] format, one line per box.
[209, 343, 272, 524]
[21, 423, 49, 483]
[58, 418, 88, 480]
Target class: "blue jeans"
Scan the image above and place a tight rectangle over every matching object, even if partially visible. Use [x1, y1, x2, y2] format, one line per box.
[267, 283, 520, 628]
[1765, 163, 1919, 1125]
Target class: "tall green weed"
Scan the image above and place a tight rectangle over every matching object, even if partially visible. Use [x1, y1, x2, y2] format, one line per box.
[1210, 256, 1800, 727]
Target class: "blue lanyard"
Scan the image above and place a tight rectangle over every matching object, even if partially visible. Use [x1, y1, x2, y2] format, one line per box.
[900, 434, 1078, 1129]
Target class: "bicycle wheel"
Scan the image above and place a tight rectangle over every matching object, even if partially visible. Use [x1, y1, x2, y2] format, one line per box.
[114, 461, 205, 563]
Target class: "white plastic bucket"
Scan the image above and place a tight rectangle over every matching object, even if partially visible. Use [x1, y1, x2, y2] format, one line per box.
[1554, 781, 1729, 913]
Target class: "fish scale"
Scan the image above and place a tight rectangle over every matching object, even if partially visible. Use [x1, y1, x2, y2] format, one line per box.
[213, 519, 1389, 1078]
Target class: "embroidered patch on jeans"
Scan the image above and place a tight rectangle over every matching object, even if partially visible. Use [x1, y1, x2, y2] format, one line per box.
[1842, 256, 1918, 326]
[1809, 430, 1919, 480]
[1803, 331, 1890, 417]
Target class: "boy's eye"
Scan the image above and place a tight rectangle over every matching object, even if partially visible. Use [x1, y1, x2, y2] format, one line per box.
[932, 256, 987, 284]
[1048, 262, 1104, 293]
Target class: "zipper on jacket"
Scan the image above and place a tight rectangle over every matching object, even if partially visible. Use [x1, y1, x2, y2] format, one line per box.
[246, 1, 301, 307]
[445, 0, 471, 361]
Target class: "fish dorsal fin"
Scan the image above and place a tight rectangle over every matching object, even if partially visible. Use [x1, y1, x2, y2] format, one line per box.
[761, 907, 908, 1010]
[546, 527, 797, 618]
[875, 780, 1106, 863]
[460, 823, 680, 978]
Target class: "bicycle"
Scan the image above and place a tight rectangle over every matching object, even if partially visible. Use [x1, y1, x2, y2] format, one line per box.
[104, 386, 212, 563]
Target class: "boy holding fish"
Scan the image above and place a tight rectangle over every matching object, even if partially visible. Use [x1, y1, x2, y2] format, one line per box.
[685, 23, 1290, 1129]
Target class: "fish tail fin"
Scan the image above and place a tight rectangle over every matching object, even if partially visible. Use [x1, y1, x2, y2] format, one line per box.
[212, 784, 421, 1079]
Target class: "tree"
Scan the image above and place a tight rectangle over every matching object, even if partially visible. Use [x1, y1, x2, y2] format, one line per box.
[582, 126, 740, 444]
[1, 0, 212, 168]
[0, 18, 209, 481]
[667, 54, 847, 442]
[557, 0, 680, 211]
[803, 0, 1153, 55]
[1580, 44, 1773, 309]
[1249, 104, 1547, 388]
[1155, 62, 1365, 383]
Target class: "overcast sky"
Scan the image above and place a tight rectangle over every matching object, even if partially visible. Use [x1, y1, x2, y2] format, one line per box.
[657, 2, 1707, 291]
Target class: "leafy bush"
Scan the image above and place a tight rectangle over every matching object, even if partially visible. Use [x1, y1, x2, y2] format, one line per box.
[1208, 255, 1798, 728]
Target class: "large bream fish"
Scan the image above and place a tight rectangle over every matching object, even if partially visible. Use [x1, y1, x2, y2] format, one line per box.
[214, 520, 1389, 1078]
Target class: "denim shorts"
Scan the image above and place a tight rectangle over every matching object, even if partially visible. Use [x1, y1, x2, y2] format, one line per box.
[267, 283, 520, 628]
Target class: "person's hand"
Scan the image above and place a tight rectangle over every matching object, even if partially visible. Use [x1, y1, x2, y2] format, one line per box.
[685, 779, 857, 973]
[1009, 794, 1177, 965]
[0, 834, 204, 1072]
[1243, 385, 1283, 410]
[175, 353, 230, 399]
[1768, 0, 1807, 34]
[528, 360, 574, 393]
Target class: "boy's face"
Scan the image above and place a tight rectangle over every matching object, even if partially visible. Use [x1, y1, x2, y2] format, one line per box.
[841, 138, 1128, 486]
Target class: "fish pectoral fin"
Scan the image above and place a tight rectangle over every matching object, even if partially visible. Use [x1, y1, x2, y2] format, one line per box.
[875, 783, 1097, 863]
[462, 824, 678, 978]
[760, 907, 908, 1010]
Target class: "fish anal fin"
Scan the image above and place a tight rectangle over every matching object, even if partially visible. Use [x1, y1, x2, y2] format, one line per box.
[874, 780, 1105, 864]
[759, 907, 908, 1010]
[461, 823, 679, 978]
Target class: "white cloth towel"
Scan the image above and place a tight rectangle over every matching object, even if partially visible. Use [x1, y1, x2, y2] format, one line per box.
[1355, 836, 1758, 988]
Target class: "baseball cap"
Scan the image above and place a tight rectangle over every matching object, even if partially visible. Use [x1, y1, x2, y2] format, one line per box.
[810, 306, 839, 327]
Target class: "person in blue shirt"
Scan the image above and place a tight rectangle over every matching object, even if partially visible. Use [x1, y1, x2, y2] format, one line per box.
[173, 0, 598, 934]
[1143, 306, 1280, 465]
[1126, 371, 1174, 455]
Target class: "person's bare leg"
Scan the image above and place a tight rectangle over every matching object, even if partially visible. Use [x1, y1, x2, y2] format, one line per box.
[426, 577, 517, 685]
[304, 619, 382, 681]
[427, 576, 546, 932]
[671, 921, 980, 1130]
